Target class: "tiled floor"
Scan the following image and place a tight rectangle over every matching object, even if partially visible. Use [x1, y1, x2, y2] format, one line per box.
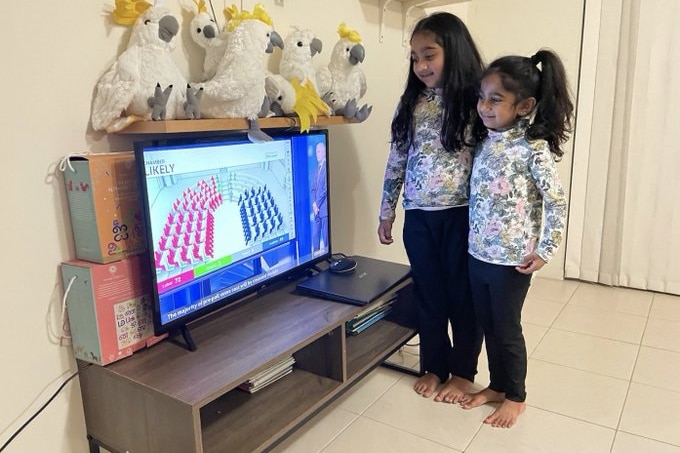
[270, 278, 680, 453]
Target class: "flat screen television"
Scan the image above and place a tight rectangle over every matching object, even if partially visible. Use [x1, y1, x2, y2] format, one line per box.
[134, 129, 331, 348]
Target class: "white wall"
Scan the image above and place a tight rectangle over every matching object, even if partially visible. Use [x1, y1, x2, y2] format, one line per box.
[0, 1, 583, 452]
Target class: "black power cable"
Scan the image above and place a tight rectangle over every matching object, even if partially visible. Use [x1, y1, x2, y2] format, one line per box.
[0, 364, 91, 452]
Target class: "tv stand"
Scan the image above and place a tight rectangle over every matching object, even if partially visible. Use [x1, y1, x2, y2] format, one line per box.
[170, 324, 197, 351]
[78, 274, 418, 453]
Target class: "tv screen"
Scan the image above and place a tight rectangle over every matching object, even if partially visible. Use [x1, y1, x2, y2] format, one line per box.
[134, 129, 331, 340]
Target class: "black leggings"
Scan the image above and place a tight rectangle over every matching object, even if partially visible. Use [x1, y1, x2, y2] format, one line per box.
[403, 208, 482, 383]
[468, 256, 532, 402]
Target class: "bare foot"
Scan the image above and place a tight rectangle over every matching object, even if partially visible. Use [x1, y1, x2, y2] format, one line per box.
[460, 387, 505, 410]
[434, 376, 473, 403]
[484, 399, 526, 428]
[413, 373, 440, 398]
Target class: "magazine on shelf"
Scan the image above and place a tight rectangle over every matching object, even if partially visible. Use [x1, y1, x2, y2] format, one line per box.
[238, 356, 296, 393]
[345, 296, 396, 335]
[346, 305, 392, 335]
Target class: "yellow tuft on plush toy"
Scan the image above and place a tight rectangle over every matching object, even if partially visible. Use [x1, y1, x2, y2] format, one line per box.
[91, 0, 189, 132]
[112, 0, 152, 26]
[265, 75, 330, 133]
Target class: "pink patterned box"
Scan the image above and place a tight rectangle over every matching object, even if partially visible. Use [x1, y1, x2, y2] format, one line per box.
[61, 255, 165, 365]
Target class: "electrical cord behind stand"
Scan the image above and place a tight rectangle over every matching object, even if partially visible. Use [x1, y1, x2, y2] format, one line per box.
[0, 364, 92, 452]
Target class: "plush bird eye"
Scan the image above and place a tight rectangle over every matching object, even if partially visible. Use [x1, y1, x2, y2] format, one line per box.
[196, 28, 202, 33]
[346, 47, 350, 52]
[144, 19, 151, 25]
[297, 41, 303, 47]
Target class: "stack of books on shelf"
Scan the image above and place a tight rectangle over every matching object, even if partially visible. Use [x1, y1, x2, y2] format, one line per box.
[345, 296, 396, 336]
[238, 356, 296, 393]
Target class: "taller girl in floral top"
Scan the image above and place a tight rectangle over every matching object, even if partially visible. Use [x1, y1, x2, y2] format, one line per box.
[461, 49, 574, 428]
[378, 12, 485, 403]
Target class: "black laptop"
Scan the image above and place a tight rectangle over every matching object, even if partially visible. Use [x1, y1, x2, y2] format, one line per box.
[296, 255, 411, 306]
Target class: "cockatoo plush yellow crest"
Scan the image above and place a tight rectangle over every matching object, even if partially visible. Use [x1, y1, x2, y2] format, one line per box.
[226, 3, 272, 32]
[291, 78, 331, 133]
[224, 4, 239, 21]
[194, 0, 207, 13]
[265, 74, 331, 133]
[112, 0, 152, 26]
[337, 23, 361, 44]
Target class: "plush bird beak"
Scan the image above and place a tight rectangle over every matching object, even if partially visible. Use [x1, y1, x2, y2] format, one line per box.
[310, 37, 322, 57]
[349, 43, 365, 65]
[266, 30, 284, 54]
[203, 23, 217, 39]
[158, 15, 179, 43]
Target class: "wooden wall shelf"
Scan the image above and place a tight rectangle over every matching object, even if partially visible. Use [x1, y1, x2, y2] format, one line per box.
[116, 115, 356, 135]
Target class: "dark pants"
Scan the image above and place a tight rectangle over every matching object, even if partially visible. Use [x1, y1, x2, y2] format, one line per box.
[403, 208, 482, 383]
[468, 256, 532, 402]
[312, 215, 328, 251]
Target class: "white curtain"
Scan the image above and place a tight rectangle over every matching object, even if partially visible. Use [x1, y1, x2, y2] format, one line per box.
[565, 0, 680, 295]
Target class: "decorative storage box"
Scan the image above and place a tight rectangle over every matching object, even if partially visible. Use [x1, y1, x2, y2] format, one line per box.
[61, 255, 165, 366]
[63, 152, 145, 263]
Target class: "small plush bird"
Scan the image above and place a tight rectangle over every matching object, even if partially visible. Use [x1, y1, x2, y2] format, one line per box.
[197, 4, 283, 141]
[91, 0, 188, 132]
[279, 26, 323, 93]
[316, 23, 371, 122]
[188, 0, 229, 81]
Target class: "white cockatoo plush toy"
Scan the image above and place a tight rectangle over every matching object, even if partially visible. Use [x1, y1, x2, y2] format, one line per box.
[187, 0, 229, 81]
[279, 26, 323, 94]
[316, 23, 372, 122]
[196, 3, 283, 141]
[91, 0, 188, 132]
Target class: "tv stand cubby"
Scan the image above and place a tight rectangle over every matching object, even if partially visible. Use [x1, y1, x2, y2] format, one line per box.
[79, 278, 418, 453]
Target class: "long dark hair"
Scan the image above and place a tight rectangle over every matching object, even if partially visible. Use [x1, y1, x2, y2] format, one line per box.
[483, 49, 574, 159]
[390, 12, 484, 153]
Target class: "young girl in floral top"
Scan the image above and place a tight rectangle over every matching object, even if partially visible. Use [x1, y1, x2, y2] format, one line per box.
[378, 12, 485, 402]
[461, 49, 574, 428]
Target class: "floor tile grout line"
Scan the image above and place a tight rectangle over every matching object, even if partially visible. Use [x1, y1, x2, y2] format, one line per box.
[462, 416, 487, 453]
[611, 310, 650, 437]
[542, 325, 645, 346]
[316, 410, 361, 453]
[522, 402, 619, 432]
[527, 356, 633, 383]
[357, 410, 471, 452]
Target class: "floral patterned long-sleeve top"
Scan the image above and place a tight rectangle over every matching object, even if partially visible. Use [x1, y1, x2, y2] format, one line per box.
[379, 89, 473, 221]
[468, 120, 567, 265]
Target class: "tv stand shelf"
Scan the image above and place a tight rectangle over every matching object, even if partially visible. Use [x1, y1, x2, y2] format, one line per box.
[79, 278, 417, 453]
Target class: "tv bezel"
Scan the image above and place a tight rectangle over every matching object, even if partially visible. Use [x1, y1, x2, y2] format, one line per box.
[133, 128, 333, 339]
